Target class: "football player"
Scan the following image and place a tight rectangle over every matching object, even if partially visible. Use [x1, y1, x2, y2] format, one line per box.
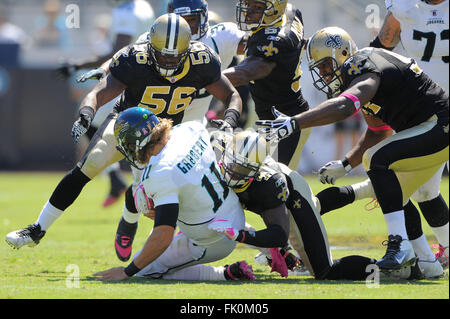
[209, 130, 422, 280]
[317, 0, 449, 270]
[110, 0, 249, 263]
[256, 27, 449, 271]
[5, 14, 243, 254]
[223, 0, 311, 171]
[57, 0, 156, 207]
[162, 0, 249, 123]
[93, 107, 254, 281]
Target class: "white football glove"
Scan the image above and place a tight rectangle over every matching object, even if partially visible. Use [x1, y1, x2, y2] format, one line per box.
[133, 184, 154, 215]
[76, 68, 106, 83]
[208, 219, 239, 241]
[256, 106, 298, 142]
[318, 160, 349, 185]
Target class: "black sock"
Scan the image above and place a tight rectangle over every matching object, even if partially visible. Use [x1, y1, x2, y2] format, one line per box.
[418, 194, 449, 227]
[49, 166, 91, 210]
[316, 185, 355, 215]
[367, 169, 403, 214]
[404, 200, 423, 241]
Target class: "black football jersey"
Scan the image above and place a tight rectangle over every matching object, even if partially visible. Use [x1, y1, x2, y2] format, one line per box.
[246, 4, 308, 117]
[236, 159, 290, 214]
[341, 47, 449, 132]
[109, 41, 221, 125]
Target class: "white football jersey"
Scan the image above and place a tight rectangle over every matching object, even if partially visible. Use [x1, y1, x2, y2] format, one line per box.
[182, 22, 246, 123]
[141, 121, 244, 246]
[110, 0, 155, 42]
[386, 0, 449, 92]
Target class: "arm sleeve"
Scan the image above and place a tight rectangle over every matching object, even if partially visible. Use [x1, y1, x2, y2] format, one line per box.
[154, 204, 179, 228]
[236, 224, 288, 248]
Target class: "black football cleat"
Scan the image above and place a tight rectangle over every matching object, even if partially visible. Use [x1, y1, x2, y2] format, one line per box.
[376, 235, 416, 270]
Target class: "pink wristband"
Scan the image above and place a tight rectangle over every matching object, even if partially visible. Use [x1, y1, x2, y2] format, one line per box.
[339, 93, 361, 116]
[368, 124, 392, 131]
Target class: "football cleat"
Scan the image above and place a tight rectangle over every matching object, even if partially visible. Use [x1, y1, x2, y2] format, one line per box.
[114, 218, 138, 262]
[380, 260, 423, 280]
[269, 248, 289, 277]
[224, 261, 255, 281]
[376, 235, 416, 270]
[6, 224, 46, 249]
[418, 258, 444, 279]
[433, 244, 449, 269]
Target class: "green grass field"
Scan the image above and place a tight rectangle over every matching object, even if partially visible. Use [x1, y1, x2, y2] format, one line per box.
[0, 172, 448, 299]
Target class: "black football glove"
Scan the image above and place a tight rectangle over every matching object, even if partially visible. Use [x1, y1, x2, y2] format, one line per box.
[71, 107, 94, 143]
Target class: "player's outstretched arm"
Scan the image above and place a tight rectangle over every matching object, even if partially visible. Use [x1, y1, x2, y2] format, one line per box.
[71, 74, 126, 142]
[206, 74, 243, 130]
[223, 56, 276, 87]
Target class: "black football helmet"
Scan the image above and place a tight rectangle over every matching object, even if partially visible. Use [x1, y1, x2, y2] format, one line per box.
[168, 0, 209, 40]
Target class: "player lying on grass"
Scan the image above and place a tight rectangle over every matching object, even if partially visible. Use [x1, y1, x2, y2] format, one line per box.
[206, 130, 423, 280]
[256, 26, 449, 272]
[94, 107, 254, 282]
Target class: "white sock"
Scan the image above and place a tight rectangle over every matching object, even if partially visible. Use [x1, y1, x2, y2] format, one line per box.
[122, 204, 141, 224]
[352, 179, 376, 201]
[35, 201, 64, 231]
[163, 265, 226, 281]
[410, 234, 435, 261]
[384, 210, 408, 239]
[431, 222, 449, 247]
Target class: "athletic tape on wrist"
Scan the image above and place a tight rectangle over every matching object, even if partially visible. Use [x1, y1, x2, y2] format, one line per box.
[339, 93, 361, 116]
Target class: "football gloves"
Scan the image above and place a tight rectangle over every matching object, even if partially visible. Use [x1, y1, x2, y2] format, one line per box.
[211, 119, 234, 132]
[318, 160, 349, 184]
[71, 106, 94, 143]
[256, 106, 298, 142]
[77, 68, 106, 83]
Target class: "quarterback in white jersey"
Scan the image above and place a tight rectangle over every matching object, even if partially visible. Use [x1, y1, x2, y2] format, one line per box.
[93, 107, 253, 282]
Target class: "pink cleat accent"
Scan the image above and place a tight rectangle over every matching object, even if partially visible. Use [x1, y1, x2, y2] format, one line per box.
[269, 248, 289, 278]
[433, 244, 449, 269]
[226, 261, 255, 281]
[115, 235, 132, 262]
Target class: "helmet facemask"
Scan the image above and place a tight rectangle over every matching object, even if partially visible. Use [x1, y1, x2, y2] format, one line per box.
[148, 13, 192, 77]
[221, 148, 260, 188]
[149, 44, 190, 77]
[219, 131, 268, 189]
[236, 0, 286, 31]
[309, 57, 344, 99]
[114, 108, 160, 170]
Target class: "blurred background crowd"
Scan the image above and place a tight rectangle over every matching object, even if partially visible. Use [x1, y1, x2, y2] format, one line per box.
[0, 0, 402, 175]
